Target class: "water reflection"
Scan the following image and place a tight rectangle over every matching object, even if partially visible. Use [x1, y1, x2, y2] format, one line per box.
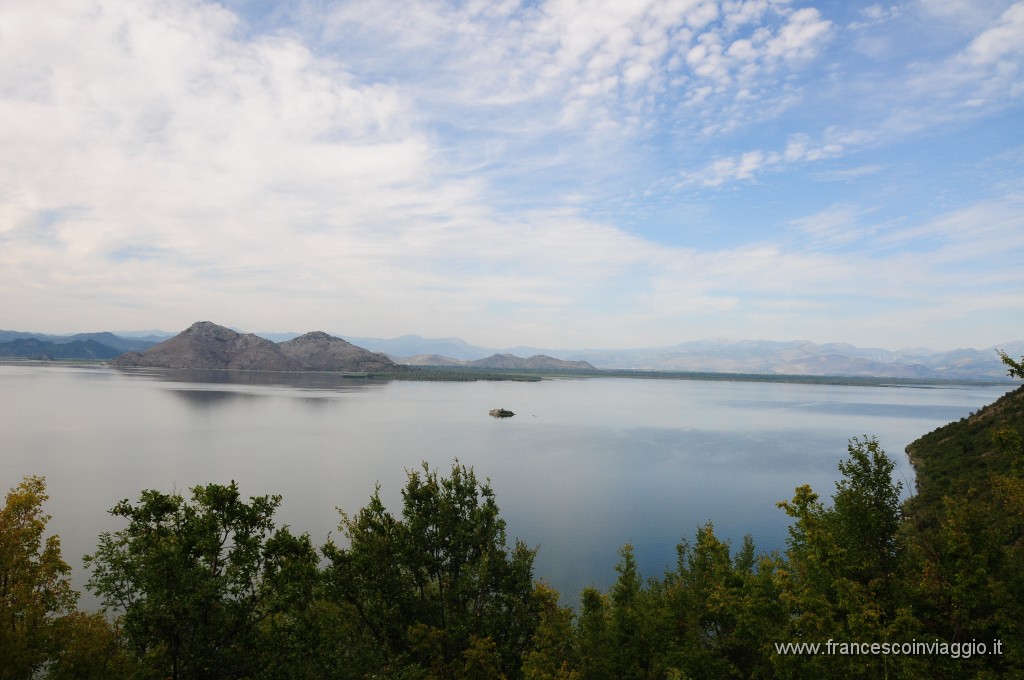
[111, 366, 389, 391]
[168, 389, 263, 407]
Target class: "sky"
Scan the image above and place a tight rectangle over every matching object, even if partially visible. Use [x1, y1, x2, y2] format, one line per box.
[1, 0, 1022, 350]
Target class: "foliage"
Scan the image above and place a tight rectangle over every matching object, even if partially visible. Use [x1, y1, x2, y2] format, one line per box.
[664, 526, 782, 679]
[44, 612, 141, 680]
[998, 349, 1024, 379]
[903, 385, 1024, 676]
[522, 583, 579, 680]
[904, 385, 1024, 529]
[324, 461, 539, 679]
[84, 481, 319, 680]
[0, 476, 78, 680]
[773, 437, 920, 678]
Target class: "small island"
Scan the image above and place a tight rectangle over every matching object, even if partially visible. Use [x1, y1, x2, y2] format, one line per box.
[489, 408, 515, 418]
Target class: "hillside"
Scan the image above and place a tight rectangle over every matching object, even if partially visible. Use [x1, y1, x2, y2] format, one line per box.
[904, 384, 1024, 528]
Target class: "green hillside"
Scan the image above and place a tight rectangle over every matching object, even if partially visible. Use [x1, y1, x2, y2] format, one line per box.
[904, 385, 1024, 529]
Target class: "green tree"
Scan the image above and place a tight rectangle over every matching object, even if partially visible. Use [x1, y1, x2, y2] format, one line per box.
[85, 481, 319, 680]
[665, 526, 781, 679]
[521, 583, 579, 680]
[45, 612, 140, 680]
[605, 545, 671, 680]
[832, 437, 903, 608]
[575, 587, 613, 680]
[0, 476, 78, 680]
[324, 461, 539, 679]
[997, 349, 1024, 379]
[774, 437, 918, 678]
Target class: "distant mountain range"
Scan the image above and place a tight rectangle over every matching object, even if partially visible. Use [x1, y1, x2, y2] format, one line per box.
[0, 330, 162, 353]
[351, 335, 1023, 381]
[1, 325, 1020, 380]
[0, 337, 125, 360]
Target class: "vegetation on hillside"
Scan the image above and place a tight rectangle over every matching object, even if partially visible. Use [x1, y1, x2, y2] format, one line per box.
[2, 357, 1022, 678]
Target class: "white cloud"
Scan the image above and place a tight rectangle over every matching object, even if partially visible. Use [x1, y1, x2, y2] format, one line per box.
[0, 0, 1020, 349]
[964, 2, 1024, 65]
[899, 1, 1024, 112]
[680, 131, 846, 186]
[763, 7, 832, 61]
[788, 204, 875, 246]
[319, 0, 832, 141]
[847, 4, 901, 30]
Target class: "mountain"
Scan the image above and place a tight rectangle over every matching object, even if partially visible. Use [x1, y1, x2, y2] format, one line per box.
[397, 354, 466, 367]
[393, 352, 596, 370]
[112, 322, 397, 373]
[64, 332, 160, 353]
[0, 338, 123, 360]
[278, 331, 395, 372]
[113, 321, 304, 371]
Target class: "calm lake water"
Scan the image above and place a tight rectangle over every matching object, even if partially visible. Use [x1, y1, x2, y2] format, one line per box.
[0, 363, 1015, 608]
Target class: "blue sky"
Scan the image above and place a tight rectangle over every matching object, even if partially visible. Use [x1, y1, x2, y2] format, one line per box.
[1, 0, 1022, 350]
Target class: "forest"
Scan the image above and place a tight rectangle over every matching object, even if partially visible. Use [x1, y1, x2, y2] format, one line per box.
[2, 362, 1022, 679]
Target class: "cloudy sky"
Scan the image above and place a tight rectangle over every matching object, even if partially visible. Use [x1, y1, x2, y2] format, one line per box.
[2, 0, 1022, 350]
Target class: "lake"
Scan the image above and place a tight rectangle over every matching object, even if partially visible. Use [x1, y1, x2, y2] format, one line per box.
[0, 363, 1015, 608]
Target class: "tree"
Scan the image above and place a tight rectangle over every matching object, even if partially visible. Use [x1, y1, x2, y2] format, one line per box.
[664, 526, 781, 679]
[0, 475, 78, 679]
[84, 481, 319, 680]
[997, 349, 1024, 379]
[774, 438, 918, 678]
[324, 461, 539, 679]
[521, 583, 579, 680]
[45, 612, 140, 680]
[575, 587, 614, 680]
[604, 545, 671, 680]
[832, 437, 903, 603]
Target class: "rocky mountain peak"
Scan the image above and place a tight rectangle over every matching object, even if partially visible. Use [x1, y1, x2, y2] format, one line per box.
[288, 331, 343, 345]
[278, 331, 394, 372]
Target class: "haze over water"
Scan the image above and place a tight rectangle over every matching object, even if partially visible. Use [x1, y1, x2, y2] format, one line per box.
[1, 363, 1015, 607]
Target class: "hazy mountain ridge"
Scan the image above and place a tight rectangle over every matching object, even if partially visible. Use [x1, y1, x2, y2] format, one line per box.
[348, 335, 496, 361]
[0, 338, 124, 360]
[1, 325, 1020, 379]
[0, 330, 160, 353]
[368, 337, 1022, 380]
[392, 352, 596, 371]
